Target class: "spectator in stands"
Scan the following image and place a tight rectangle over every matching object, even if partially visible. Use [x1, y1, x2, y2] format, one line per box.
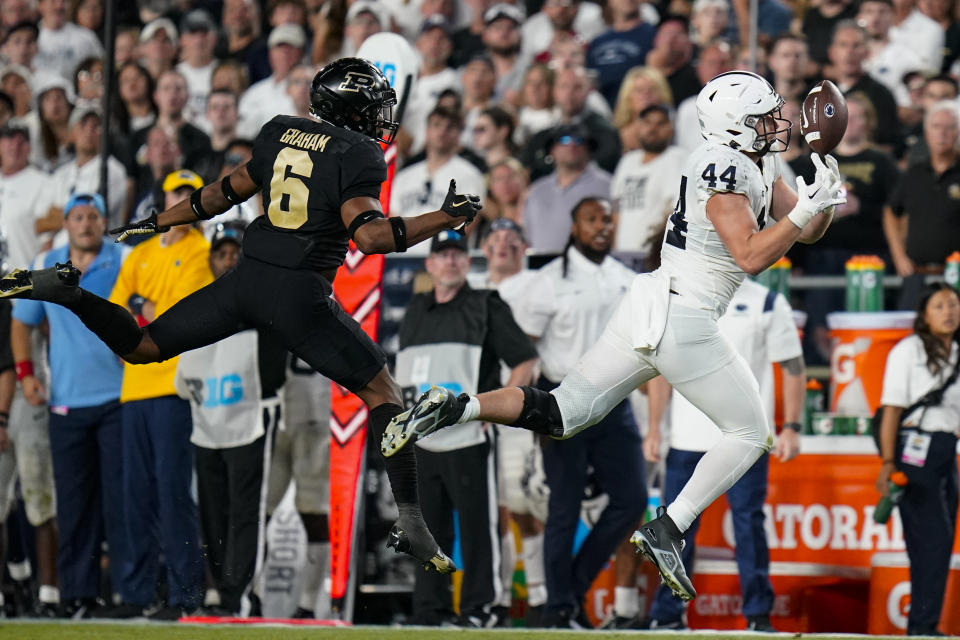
[398, 13, 458, 158]
[268, 0, 308, 28]
[0, 91, 11, 127]
[284, 63, 312, 119]
[876, 283, 959, 637]
[210, 59, 250, 99]
[523, 124, 612, 252]
[239, 24, 305, 132]
[0, 0, 36, 35]
[515, 197, 644, 629]
[485, 157, 528, 229]
[396, 230, 537, 627]
[113, 26, 138, 67]
[612, 66, 672, 153]
[28, 73, 74, 172]
[129, 70, 211, 186]
[675, 40, 735, 151]
[471, 105, 516, 170]
[693, 0, 732, 48]
[522, 0, 605, 61]
[859, 0, 927, 110]
[903, 74, 958, 165]
[117, 61, 156, 134]
[522, 66, 621, 180]
[0, 65, 31, 116]
[767, 34, 811, 103]
[104, 170, 212, 620]
[449, 0, 493, 66]
[1, 20, 37, 71]
[73, 57, 102, 102]
[460, 53, 497, 151]
[202, 89, 241, 181]
[644, 278, 805, 632]
[827, 20, 900, 151]
[341, 0, 384, 58]
[891, 0, 944, 71]
[137, 18, 178, 81]
[514, 63, 555, 147]
[802, 0, 857, 66]
[177, 9, 220, 128]
[646, 16, 700, 106]
[130, 125, 181, 221]
[480, 3, 525, 103]
[587, 0, 655, 108]
[175, 221, 287, 617]
[218, 0, 270, 84]
[885, 100, 960, 309]
[11, 193, 127, 619]
[391, 107, 486, 250]
[0, 122, 48, 269]
[804, 93, 899, 362]
[72, 0, 103, 36]
[611, 104, 686, 254]
[35, 0, 102, 80]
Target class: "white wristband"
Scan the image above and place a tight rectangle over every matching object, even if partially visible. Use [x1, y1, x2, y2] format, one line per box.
[786, 205, 816, 229]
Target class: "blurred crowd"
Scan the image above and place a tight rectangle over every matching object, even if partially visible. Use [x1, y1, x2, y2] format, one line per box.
[0, 0, 958, 630]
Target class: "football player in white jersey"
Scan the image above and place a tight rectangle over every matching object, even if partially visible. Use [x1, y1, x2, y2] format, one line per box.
[381, 71, 845, 601]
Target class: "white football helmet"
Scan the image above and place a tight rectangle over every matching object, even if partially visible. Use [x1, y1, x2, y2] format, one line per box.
[696, 71, 792, 153]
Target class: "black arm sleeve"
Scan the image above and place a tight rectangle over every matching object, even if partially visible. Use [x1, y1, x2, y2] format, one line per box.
[257, 329, 289, 399]
[0, 302, 13, 373]
[340, 140, 387, 205]
[486, 292, 538, 368]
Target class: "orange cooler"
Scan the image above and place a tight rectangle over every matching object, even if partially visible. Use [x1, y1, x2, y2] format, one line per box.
[868, 553, 960, 635]
[827, 312, 915, 415]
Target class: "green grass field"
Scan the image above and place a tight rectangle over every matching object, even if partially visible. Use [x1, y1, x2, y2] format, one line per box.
[0, 622, 914, 640]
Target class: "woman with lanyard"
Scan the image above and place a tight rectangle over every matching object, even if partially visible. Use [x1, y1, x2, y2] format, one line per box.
[876, 283, 960, 637]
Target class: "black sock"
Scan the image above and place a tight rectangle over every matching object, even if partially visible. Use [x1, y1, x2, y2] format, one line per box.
[369, 403, 419, 507]
[65, 290, 144, 357]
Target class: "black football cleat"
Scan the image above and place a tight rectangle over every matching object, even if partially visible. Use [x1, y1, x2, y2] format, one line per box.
[386, 516, 457, 575]
[630, 506, 697, 602]
[0, 262, 81, 304]
[381, 386, 468, 457]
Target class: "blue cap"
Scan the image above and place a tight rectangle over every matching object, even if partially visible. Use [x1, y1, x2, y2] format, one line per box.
[64, 192, 106, 217]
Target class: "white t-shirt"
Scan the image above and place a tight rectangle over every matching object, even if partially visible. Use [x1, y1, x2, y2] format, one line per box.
[889, 9, 944, 73]
[0, 167, 50, 269]
[611, 145, 687, 253]
[391, 155, 486, 255]
[675, 95, 702, 152]
[511, 247, 635, 382]
[659, 142, 779, 316]
[669, 279, 804, 452]
[45, 156, 129, 232]
[521, 2, 606, 60]
[865, 41, 927, 107]
[239, 74, 296, 134]
[881, 334, 960, 434]
[177, 60, 218, 128]
[36, 22, 103, 80]
[403, 68, 460, 157]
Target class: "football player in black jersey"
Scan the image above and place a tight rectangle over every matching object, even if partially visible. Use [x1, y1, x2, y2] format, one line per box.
[0, 58, 482, 575]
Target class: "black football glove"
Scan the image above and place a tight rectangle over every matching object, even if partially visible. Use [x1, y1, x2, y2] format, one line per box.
[440, 179, 482, 225]
[109, 210, 170, 243]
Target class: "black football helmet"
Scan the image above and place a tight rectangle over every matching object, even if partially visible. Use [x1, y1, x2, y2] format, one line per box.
[310, 57, 399, 145]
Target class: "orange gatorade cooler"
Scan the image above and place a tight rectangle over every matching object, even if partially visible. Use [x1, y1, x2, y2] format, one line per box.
[868, 553, 960, 635]
[827, 312, 915, 415]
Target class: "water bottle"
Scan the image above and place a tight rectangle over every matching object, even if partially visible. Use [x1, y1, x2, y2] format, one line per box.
[804, 379, 825, 434]
[873, 471, 908, 524]
[946, 251, 960, 292]
[845, 255, 863, 311]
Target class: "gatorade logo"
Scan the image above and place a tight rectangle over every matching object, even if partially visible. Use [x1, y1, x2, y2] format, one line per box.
[832, 343, 858, 385]
[886, 581, 910, 629]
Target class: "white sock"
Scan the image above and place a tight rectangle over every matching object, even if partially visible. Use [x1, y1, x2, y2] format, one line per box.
[667, 436, 765, 532]
[8, 560, 31, 581]
[39, 585, 59, 604]
[299, 542, 330, 615]
[498, 531, 516, 608]
[522, 533, 547, 607]
[614, 586, 639, 618]
[459, 396, 481, 423]
[204, 588, 221, 607]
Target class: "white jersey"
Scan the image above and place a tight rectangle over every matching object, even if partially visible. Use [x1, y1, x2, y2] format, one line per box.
[659, 142, 779, 315]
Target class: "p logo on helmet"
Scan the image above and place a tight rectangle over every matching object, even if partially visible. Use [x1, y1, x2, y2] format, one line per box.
[338, 71, 376, 93]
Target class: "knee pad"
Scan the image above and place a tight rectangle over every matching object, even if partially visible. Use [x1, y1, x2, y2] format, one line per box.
[514, 387, 563, 438]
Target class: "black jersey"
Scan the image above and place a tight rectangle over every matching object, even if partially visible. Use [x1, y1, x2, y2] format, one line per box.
[243, 115, 387, 271]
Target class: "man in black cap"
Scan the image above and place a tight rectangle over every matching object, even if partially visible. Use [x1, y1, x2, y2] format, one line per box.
[522, 123, 612, 252]
[395, 230, 537, 627]
[479, 3, 526, 101]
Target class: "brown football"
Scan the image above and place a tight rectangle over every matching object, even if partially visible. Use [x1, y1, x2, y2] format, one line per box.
[800, 80, 848, 155]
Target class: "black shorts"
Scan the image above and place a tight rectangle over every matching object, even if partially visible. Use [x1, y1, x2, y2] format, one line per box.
[147, 256, 387, 392]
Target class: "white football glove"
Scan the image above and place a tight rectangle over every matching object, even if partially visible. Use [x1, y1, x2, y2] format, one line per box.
[787, 153, 846, 229]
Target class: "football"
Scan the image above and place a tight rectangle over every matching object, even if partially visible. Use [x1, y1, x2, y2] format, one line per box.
[800, 80, 848, 155]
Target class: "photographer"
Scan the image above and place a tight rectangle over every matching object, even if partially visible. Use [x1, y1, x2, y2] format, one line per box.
[876, 283, 960, 637]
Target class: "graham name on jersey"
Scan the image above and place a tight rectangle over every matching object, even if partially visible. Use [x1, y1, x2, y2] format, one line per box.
[279, 128, 331, 152]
